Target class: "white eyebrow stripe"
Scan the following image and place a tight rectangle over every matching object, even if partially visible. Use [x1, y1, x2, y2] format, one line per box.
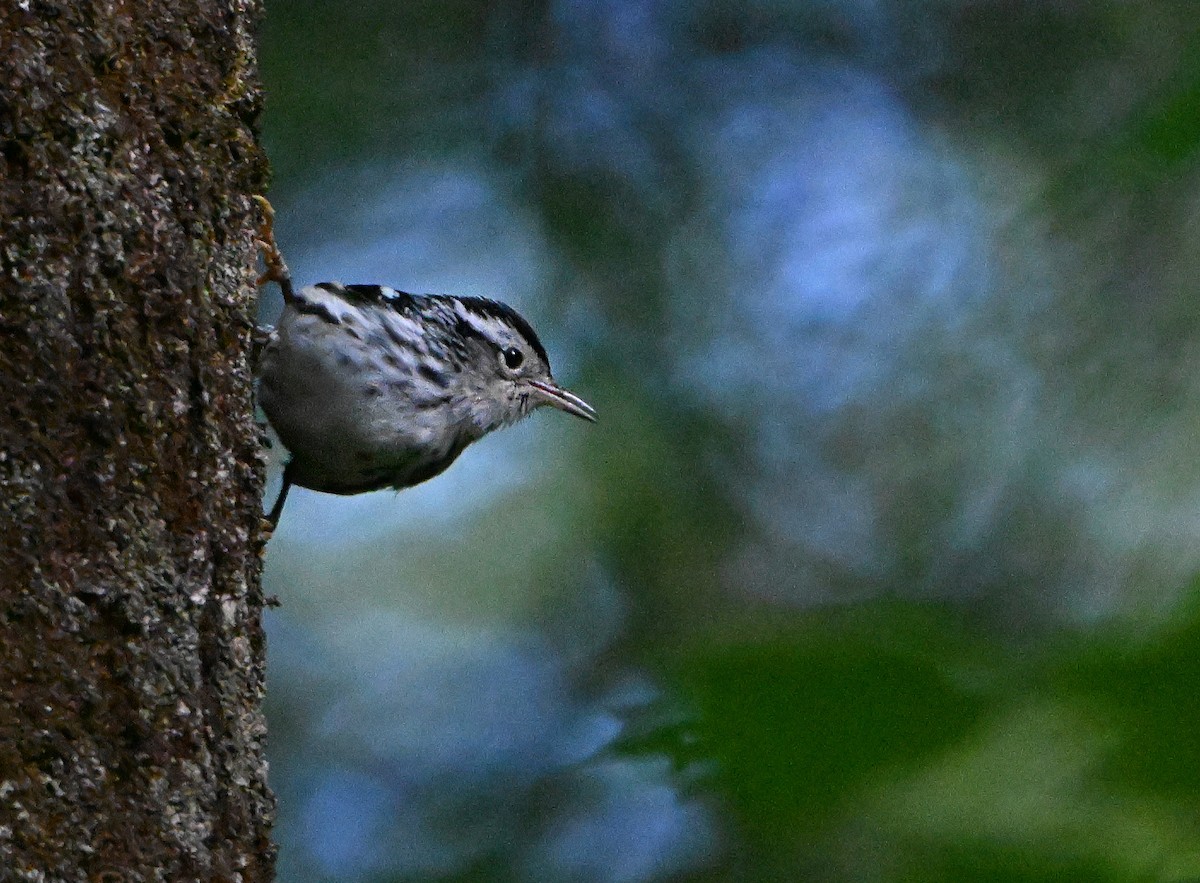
[451, 300, 505, 342]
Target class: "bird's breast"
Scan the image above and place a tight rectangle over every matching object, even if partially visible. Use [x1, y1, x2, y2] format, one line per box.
[257, 308, 480, 493]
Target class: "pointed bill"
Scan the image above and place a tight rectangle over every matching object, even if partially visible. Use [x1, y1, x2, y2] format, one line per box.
[528, 380, 597, 422]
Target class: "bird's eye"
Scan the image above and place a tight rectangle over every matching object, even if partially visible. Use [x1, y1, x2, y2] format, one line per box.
[502, 347, 524, 370]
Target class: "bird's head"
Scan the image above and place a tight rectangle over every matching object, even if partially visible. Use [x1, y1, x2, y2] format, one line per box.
[448, 297, 596, 432]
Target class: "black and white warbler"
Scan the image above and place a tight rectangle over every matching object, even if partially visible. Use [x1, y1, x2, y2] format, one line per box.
[252, 196, 596, 526]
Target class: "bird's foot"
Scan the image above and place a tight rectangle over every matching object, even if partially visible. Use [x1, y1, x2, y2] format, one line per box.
[252, 194, 293, 296]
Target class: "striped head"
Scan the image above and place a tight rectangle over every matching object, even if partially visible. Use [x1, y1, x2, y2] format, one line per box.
[285, 282, 596, 436]
[432, 292, 597, 433]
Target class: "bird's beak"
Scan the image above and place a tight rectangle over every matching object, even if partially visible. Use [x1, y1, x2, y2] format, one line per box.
[528, 380, 597, 422]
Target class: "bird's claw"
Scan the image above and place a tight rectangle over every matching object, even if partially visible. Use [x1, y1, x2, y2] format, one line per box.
[252, 195, 291, 291]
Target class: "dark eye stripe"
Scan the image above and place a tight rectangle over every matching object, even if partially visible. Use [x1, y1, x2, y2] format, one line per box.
[452, 314, 490, 347]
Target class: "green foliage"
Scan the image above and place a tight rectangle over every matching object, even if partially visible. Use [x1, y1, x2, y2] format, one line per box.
[680, 605, 990, 840]
[1056, 589, 1200, 798]
[636, 595, 1200, 879]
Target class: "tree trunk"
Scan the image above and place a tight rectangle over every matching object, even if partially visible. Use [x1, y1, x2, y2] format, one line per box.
[0, 1, 274, 879]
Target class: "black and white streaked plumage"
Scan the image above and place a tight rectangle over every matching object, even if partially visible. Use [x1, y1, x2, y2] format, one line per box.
[252, 197, 595, 525]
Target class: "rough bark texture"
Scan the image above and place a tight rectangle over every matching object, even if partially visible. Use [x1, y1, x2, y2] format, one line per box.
[0, 1, 274, 880]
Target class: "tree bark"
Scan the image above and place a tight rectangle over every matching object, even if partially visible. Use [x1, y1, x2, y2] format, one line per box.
[0, 1, 274, 879]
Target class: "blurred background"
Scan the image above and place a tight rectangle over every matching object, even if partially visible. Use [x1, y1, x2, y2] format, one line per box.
[258, 2, 1200, 880]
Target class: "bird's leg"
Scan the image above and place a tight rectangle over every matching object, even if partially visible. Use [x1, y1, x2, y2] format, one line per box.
[266, 460, 295, 530]
[252, 194, 295, 303]
[254, 195, 297, 532]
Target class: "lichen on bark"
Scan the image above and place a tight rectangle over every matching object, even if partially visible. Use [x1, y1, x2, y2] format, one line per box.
[0, 1, 275, 879]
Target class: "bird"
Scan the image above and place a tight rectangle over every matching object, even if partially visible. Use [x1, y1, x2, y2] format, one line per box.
[251, 196, 596, 527]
